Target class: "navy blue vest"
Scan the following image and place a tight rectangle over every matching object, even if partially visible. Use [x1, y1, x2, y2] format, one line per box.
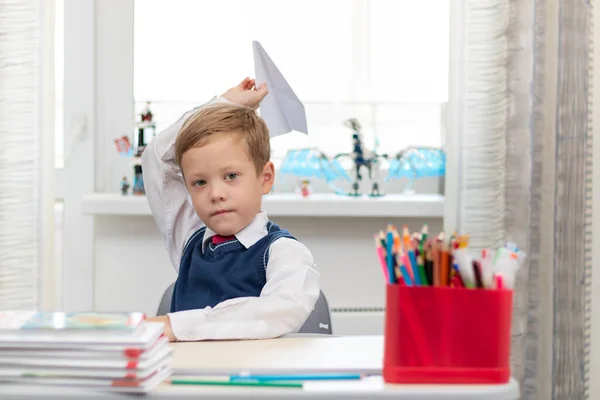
[170, 221, 295, 313]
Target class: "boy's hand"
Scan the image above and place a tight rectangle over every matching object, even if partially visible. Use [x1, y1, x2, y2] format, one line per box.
[221, 77, 268, 110]
[145, 315, 177, 342]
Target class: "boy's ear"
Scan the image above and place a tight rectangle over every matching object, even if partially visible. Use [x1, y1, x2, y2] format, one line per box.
[261, 161, 275, 194]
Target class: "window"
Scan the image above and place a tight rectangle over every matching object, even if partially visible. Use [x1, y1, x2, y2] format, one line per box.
[54, 0, 64, 168]
[134, 0, 449, 159]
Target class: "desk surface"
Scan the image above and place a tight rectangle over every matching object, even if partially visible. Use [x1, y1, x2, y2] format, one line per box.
[0, 335, 520, 399]
[172, 335, 384, 375]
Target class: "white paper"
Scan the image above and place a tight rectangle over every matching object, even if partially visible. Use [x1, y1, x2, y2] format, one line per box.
[253, 41, 308, 138]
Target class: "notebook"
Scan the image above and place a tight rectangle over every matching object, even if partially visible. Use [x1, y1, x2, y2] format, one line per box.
[0, 321, 163, 348]
[0, 311, 144, 333]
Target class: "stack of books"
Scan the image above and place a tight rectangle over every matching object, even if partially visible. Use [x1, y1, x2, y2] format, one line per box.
[0, 311, 172, 394]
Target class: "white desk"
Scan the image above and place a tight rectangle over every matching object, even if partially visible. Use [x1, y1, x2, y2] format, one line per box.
[0, 335, 519, 399]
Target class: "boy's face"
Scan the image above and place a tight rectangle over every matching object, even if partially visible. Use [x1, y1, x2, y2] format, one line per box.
[180, 133, 274, 236]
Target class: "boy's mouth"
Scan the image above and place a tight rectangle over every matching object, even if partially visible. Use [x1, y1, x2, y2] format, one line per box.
[213, 209, 231, 216]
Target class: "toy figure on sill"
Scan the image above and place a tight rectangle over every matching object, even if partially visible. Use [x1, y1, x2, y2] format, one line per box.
[132, 165, 145, 196]
[300, 180, 311, 198]
[279, 148, 351, 196]
[141, 101, 153, 123]
[114, 136, 132, 156]
[120, 176, 130, 196]
[135, 101, 156, 157]
[386, 146, 446, 194]
[334, 118, 387, 197]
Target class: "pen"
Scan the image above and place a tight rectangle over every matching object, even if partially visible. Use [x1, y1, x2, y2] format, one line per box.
[472, 260, 484, 289]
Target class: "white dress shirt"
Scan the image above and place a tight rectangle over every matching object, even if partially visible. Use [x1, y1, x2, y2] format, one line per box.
[141, 96, 320, 341]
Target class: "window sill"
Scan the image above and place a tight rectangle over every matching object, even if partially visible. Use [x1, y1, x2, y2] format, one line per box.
[81, 193, 444, 218]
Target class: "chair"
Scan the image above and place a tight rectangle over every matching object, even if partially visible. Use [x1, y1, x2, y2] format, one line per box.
[297, 290, 332, 335]
[156, 282, 332, 335]
[156, 281, 176, 317]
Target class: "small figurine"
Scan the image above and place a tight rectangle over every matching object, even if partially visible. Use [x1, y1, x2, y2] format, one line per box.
[135, 102, 156, 157]
[334, 118, 387, 197]
[132, 165, 145, 196]
[120, 176, 130, 196]
[300, 180, 311, 197]
[114, 136, 132, 155]
[141, 101, 153, 123]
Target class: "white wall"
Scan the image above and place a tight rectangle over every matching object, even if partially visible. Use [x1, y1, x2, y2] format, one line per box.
[94, 216, 442, 315]
[93, 214, 441, 335]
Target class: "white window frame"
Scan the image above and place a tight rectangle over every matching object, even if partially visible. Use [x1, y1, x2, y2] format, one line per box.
[60, 0, 96, 311]
[40, 0, 59, 310]
[59, 0, 458, 311]
[444, 0, 462, 233]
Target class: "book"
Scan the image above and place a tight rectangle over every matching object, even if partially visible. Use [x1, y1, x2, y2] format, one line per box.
[0, 316, 172, 394]
[0, 311, 144, 332]
[0, 336, 168, 360]
[0, 362, 172, 394]
[0, 340, 172, 370]
[0, 321, 164, 348]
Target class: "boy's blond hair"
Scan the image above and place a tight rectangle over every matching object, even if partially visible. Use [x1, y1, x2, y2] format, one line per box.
[175, 103, 270, 174]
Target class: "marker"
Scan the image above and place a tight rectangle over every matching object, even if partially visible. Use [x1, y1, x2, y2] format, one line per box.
[232, 373, 362, 382]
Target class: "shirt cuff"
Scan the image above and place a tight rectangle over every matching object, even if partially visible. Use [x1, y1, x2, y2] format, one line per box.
[167, 308, 209, 341]
[214, 96, 229, 104]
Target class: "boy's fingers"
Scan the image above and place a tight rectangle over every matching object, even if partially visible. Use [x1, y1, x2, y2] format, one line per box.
[255, 83, 268, 98]
[237, 77, 251, 89]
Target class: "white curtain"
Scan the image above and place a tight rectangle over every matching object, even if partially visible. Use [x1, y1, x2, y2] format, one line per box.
[455, 0, 593, 398]
[0, 0, 42, 309]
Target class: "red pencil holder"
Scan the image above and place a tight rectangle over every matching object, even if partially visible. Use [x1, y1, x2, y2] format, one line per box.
[383, 284, 513, 384]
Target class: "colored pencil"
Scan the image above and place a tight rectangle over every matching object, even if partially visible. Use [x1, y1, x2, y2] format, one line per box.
[170, 379, 303, 388]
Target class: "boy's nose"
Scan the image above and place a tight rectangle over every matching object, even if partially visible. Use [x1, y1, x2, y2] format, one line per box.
[210, 185, 227, 202]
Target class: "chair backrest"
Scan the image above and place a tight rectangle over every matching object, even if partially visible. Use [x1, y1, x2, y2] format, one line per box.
[156, 282, 332, 335]
[156, 281, 175, 317]
[298, 290, 332, 335]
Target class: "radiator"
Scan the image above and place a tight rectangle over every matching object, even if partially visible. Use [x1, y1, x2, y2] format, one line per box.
[330, 307, 385, 336]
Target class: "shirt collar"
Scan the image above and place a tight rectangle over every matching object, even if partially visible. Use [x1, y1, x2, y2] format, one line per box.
[201, 211, 269, 253]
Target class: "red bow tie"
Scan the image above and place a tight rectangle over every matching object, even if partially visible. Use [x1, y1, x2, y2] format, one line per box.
[212, 235, 235, 244]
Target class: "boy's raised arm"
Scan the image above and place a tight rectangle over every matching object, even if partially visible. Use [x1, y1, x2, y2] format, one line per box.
[142, 79, 268, 269]
[142, 98, 227, 270]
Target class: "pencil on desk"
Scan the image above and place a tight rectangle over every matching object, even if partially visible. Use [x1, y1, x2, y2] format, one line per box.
[231, 373, 363, 381]
[170, 379, 303, 388]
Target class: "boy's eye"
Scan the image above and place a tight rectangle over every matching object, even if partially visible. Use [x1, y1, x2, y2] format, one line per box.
[225, 173, 238, 180]
[193, 180, 206, 187]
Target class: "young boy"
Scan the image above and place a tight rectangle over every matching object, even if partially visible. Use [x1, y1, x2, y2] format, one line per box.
[143, 78, 320, 342]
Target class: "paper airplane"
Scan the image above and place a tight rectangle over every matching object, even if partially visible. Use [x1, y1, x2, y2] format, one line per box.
[253, 41, 308, 138]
